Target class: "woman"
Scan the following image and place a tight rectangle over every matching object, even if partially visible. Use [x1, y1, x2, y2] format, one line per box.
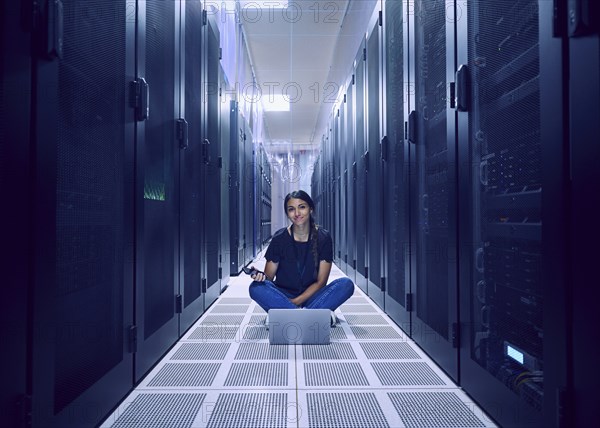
[248, 190, 354, 326]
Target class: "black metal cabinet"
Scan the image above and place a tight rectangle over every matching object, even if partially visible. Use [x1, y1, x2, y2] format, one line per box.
[28, 0, 135, 425]
[219, 69, 232, 288]
[568, 8, 600, 425]
[134, 0, 180, 381]
[1, 1, 33, 426]
[203, 10, 222, 307]
[410, 0, 459, 381]
[456, 0, 567, 425]
[179, 0, 208, 333]
[345, 77, 357, 284]
[354, 41, 368, 294]
[366, 12, 384, 309]
[338, 99, 348, 274]
[382, 0, 410, 328]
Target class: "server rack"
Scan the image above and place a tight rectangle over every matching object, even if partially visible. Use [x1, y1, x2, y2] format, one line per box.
[381, 0, 411, 328]
[219, 68, 231, 290]
[243, 121, 255, 264]
[28, 0, 135, 425]
[354, 41, 368, 293]
[203, 10, 221, 307]
[1, 1, 31, 426]
[409, 0, 459, 381]
[365, 11, 384, 309]
[229, 101, 242, 275]
[345, 76, 357, 284]
[134, 0, 181, 380]
[569, 10, 600, 424]
[338, 98, 348, 274]
[180, 0, 207, 334]
[456, 1, 562, 425]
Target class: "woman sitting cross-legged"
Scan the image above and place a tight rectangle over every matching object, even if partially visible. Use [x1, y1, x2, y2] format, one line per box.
[248, 190, 354, 326]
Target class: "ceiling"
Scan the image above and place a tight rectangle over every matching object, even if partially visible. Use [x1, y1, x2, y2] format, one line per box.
[240, 0, 378, 153]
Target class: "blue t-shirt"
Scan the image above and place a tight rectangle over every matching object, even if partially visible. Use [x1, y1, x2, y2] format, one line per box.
[265, 226, 334, 296]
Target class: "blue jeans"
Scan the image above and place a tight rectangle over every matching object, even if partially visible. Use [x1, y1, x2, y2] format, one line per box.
[249, 277, 355, 312]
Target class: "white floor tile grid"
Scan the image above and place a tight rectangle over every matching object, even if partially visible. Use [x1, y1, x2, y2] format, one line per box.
[101, 256, 497, 428]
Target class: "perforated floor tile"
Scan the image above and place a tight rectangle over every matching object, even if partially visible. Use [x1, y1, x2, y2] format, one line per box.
[242, 326, 269, 340]
[346, 296, 368, 304]
[303, 362, 369, 386]
[388, 391, 488, 427]
[301, 343, 356, 360]
[371, 362, 447, 386]
[359, 342, 421, 360]
[205, 392, 288, 428]
[235, 343, 289, 360]
[170, 343, 231, 360]
[209, 305, 249, 314]
[146, 363, 220, 387]
[200, 315, 245, 325]
[187, 325, 239, 341]
[106, 392, 205, 428]
[101, 257, 496, 428]
[350, 326, 404, 340]
[329, 327, 348, 340]
[224, 362, 289, 387]
[306, 392, 389, 428]
[344, 314, 389, 325]
[219, 297, 252, 304]
[339, 304, 379, 313]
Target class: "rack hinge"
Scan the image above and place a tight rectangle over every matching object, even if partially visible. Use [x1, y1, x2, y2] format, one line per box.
[381, 277, 386, 292]
[378, 10, 383, 26]
[363, 47, 366, 61]
[406, 293, 413, 312]
[175, 294, 183, 313]
[352, 74, 355, 85]
[365, 266, 369, 279]
[128, 325, 138, 353]
[202, 9, 207, 25]
[343, 93, 347, 103]
[218, 156, 223, 168]
[219, 47, 222, 60]
[451, 322, 460, 348]
[218, 267, 223, 280]
[201, 278, 207, 293]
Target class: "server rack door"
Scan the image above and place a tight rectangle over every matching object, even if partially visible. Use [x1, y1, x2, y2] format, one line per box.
[411, 0, 458, 380]
[1, 0, 30, 425]
[570, 19, 600, 426]
[382, 0, 410, 327]
[345, 79, 357, 284]
[229, 101, 241, 275]
[219, 69, 231, 289]
[203, 12, 221, 307]
[238, 118, 245, 271]
[243, 123, 255, 264]
[135, 0, 180, 380]
[179, 0, 206, 333]
[354, 42, 368, 293]
[30, 1, 135, 425]
[338, 101, 347, 273]
[457, 1, 552, 425]
[366, 15, 384, 308]
[334, 112, 342, 265]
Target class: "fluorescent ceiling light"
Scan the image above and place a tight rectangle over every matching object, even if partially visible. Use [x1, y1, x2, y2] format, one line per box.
[263, 94, 290, 112]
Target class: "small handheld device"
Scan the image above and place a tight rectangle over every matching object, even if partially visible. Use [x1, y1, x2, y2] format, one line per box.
[242, 266, 263, 276]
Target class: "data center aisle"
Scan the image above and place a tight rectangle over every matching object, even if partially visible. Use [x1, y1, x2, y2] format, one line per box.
[101, 253, 497, 428]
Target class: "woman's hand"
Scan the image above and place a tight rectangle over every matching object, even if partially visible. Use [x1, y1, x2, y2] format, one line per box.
[289, 296, 303, 307]
[250, 267, 267, 282]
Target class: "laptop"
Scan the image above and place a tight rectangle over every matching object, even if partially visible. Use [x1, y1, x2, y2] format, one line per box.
[268, 309, 331, 345]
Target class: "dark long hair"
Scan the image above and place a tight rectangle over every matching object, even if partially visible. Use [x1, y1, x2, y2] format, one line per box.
[284, 190, 319, 278]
